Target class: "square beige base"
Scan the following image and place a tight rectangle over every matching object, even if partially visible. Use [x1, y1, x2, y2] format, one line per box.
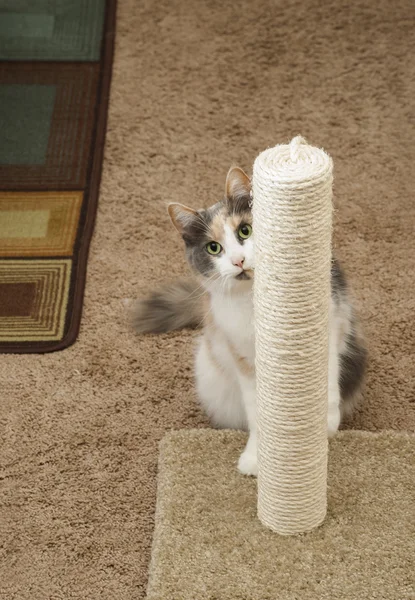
[147, 429, 414, 600]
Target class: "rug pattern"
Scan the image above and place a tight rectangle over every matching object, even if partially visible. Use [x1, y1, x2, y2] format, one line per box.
[0, 1, 115, 353]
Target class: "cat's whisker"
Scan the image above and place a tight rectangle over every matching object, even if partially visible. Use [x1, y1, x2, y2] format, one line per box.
[183, 273, 218, 300]
[191, 218, 211, 234]
[221, 275, 234, 298]
[200, 273, 222, 296]
[197, 303, 214, 328]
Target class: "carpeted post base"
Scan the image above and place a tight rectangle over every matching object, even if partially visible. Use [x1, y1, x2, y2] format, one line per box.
[147, 429, 414, 600]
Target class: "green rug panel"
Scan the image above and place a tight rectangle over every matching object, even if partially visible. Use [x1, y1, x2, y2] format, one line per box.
[0, 84, 56, 165]
[0, 0, 106, 61]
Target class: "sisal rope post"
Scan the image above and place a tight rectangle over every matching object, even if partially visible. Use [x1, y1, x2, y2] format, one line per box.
[252, 136, 333, 535]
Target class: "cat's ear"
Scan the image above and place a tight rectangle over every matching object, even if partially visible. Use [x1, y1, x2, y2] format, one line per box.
[225, 166, 251, 210]
[168, 203, 199, 235]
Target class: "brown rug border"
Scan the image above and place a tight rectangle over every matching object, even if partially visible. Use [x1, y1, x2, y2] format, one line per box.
[0, 0, 117, 354]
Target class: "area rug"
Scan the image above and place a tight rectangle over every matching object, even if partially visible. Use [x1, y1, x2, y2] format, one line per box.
[0, 0, 116, 353]
[147, 429, 415, 600]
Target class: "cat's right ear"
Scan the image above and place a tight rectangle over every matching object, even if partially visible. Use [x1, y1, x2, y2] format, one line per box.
[225, 167, 251, 203]
[168, 203, 199, 235]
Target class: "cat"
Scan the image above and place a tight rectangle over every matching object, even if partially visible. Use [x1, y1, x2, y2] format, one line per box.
[131, 166, 367, 476]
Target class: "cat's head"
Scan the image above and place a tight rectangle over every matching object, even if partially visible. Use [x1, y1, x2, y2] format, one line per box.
[168, 167, 254, 291]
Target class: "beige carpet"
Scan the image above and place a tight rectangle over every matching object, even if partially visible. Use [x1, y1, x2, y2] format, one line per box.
[1, 0, 414, 597]
[147, 429, 415, 600]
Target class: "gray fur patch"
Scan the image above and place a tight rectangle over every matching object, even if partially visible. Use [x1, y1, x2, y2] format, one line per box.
[339, 328, 368, 402]
[228, 192, 251, 215]
[331, 258, 367, 407]
[130, 279, 205, 333]
[180, 203, 224, 277]
[331, 258, 347, 300]
[186, 245, 215, 277]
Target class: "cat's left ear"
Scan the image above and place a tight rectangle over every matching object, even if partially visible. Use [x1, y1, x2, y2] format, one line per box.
[225, 166, 251, 210]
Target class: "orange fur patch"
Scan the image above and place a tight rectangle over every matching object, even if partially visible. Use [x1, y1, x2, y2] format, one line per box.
[209, 209, 227, 243]
[225, 336, 255, 378]
[208, 210, 252, 243]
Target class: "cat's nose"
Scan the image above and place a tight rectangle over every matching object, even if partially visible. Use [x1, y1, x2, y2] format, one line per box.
[233, 257, 244, 269]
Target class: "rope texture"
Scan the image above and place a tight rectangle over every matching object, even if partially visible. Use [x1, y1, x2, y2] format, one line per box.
[252, 136, 333, 535]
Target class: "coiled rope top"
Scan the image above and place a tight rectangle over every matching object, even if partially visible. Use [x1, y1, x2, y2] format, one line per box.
[252, 136, 333, 535]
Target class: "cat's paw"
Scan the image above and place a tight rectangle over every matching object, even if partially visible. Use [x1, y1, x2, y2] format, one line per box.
[327, 403, 341, 437]
[238, 449, 258, 477]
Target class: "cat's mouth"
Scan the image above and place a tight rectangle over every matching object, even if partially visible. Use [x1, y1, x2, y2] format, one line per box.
[235, 270, 253, 281]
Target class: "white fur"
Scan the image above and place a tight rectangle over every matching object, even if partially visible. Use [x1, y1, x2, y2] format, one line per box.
[216, 224, 255, 283]
[195, 231, 347, 476]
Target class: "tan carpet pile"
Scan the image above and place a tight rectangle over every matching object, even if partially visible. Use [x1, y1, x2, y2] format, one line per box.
[147, 429, 415, 600]
[1, 0, 414, 597]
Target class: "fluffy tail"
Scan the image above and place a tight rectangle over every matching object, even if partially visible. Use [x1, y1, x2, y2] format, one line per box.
[129, 279, 206, 334]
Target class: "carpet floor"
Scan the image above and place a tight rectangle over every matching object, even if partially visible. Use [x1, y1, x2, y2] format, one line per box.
[147, 429, 415, 600]
[0, 0, 414, 597]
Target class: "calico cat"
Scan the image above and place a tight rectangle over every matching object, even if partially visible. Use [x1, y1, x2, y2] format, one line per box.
[131, 167, 367, 476]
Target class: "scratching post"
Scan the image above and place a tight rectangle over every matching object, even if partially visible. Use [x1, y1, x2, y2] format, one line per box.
[252, 136, 333, 535]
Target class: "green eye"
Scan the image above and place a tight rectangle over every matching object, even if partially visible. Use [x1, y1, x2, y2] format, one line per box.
[238, 224, 252, 239]
[206, 241, 222, 255]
